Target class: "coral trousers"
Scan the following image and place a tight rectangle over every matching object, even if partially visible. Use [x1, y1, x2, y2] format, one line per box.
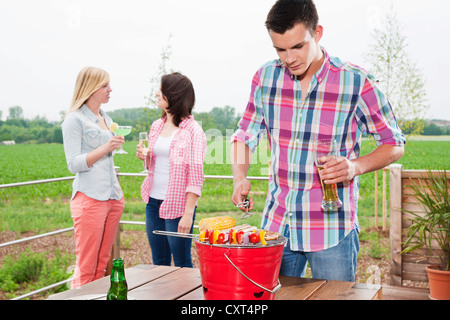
[70, 192, 124, 288]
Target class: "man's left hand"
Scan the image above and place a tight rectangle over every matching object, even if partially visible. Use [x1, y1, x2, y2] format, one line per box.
[319, 156, 358, 184]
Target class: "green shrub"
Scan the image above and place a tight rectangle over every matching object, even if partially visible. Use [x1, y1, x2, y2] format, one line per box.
[0, 249, 44, 285]
[0, 248, 74, 298]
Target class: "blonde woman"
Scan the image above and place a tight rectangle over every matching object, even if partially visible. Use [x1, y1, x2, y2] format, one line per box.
[62, 66, 124, 288]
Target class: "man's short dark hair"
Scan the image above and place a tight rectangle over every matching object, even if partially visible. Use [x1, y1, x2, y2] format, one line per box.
[265, 0, 319, 34]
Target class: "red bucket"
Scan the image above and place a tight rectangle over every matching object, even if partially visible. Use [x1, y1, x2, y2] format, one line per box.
[195, 236, 286, 300]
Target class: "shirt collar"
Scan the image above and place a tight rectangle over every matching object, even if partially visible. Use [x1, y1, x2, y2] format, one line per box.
[81, 104, 107, 123]
[276, 46, 330, 84]
[179, 114, 194, 129]
[160, 114, 194, 129]
[315, 47, 330, 84]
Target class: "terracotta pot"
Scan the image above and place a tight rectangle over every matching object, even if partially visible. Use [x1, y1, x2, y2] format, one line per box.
[426, 265, 450, 300]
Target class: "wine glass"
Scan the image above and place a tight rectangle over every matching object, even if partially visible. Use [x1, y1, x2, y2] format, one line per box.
[313, 139, 342, 210]
[139, 132, 149, 174]
[115, 126, 132, 154]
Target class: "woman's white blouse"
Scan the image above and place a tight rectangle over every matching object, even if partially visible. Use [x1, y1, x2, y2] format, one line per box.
[149, 134, 175, 200]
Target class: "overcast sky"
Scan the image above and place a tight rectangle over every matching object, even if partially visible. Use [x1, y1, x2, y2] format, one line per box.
[1, 0, 449, 122]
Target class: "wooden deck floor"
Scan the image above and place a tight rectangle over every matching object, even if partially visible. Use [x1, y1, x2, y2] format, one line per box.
[381, 285, 430, 300]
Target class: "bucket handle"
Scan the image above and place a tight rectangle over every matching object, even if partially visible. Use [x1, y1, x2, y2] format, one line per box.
[223, 251, 282, 294]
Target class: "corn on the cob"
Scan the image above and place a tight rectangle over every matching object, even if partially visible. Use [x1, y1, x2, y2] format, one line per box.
[198, 216, 236, 231]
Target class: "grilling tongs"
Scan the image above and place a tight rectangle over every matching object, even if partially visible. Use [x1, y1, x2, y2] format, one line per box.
[236, 194, 253, 219]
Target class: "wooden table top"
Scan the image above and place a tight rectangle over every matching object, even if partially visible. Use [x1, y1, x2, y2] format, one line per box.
[47, 264, 381, 300]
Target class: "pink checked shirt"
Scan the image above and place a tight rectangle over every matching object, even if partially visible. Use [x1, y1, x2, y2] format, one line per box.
[140, 115, 207, 219]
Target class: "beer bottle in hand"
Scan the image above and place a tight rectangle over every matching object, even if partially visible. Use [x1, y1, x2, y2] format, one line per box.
[107, 258, 128, 300]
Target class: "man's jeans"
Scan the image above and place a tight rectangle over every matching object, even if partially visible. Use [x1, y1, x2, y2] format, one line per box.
[279, 229, 359, 281]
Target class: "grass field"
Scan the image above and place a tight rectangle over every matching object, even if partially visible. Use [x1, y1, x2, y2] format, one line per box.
[0, 137, 449, 233]
[0, 136, 448, 298]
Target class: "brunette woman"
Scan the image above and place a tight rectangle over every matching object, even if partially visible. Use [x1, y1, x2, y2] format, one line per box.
[136, 72, 206, 267]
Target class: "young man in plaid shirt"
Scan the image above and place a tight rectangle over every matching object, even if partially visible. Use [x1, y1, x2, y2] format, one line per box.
[231, 0, 405, 281]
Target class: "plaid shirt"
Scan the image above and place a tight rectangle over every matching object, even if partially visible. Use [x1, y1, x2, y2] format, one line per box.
[141, 115, 207, 219]
[232, 48, 405, 252]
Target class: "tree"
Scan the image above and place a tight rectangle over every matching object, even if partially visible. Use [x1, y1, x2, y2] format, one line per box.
[194, 112, 217, 132]
[423, 123, 443, 136]
[209, 106, 239, 134]
[8, 106, 24, 120]
[52, 127, 63, 143]
[144, 33, 173, 108]
[364, 4, 428, 135]
[136, 34, 174, 134]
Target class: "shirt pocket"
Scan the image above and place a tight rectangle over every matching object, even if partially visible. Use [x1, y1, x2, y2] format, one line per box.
[84, 129, 103, 149]
[171, 138, 188, 164]
[318, 105, 356, 138]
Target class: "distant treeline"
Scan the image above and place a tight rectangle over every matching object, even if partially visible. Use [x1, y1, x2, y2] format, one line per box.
[1, 105, 450, 144]
[0, 116, 63, 144]
[0, 105, 241, 144]
[421, 122, 450, 135]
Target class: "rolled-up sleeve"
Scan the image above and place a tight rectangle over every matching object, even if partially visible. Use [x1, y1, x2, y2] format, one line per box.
[186, 127, 207, 197]
[61, 115, 90, 174]
[230, 71, 267, 152]
[357, 78, 406, 147]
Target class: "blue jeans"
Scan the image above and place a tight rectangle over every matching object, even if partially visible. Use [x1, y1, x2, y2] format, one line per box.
[279, 229, 359, 281]
[145, 197, 195, 268]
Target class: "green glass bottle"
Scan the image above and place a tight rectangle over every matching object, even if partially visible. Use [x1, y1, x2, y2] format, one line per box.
[106, 258, 128, 300]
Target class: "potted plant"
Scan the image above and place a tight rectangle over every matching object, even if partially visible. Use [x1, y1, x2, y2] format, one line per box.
[401, 169, 450, 300]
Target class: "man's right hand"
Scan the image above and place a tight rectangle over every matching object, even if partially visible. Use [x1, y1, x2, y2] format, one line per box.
[232, 178, 254, 211]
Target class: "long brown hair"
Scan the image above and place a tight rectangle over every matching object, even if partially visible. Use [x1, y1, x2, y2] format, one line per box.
[161, 72, 195, 126]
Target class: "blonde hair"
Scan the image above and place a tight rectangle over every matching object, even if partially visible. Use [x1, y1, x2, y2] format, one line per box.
[68, 67, 110, 114]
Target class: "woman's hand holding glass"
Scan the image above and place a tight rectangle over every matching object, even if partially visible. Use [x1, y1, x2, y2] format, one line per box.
[137, 132, 149, 173]
[106, 135, 125, 153]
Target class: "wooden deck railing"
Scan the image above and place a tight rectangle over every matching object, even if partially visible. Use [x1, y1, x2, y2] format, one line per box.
[389, 164, 448, 287]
